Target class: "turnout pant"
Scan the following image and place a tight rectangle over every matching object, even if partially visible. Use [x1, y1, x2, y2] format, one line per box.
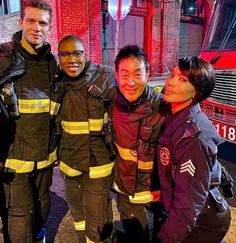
[4, 167, 53, 243]
[116, 193, 151, 243]
[64, 172, 113, 243]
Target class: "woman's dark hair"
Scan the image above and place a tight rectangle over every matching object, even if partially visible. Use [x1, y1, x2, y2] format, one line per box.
[115, 45, 149, 72]
[21, 0, 52, 23]
[179, 56, 215, 103]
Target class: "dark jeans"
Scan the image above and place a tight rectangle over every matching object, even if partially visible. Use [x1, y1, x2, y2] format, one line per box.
[3, 167, 53, 243]
[64, 172, 113, 243]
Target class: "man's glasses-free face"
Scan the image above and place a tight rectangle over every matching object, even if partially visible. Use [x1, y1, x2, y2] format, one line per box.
[58, 50, 84, 59]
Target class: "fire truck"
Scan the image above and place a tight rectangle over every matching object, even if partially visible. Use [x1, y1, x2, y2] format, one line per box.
[200, 0, 236, 144]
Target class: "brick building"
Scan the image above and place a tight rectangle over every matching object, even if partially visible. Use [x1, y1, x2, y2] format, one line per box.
[0, 0, 213, 77]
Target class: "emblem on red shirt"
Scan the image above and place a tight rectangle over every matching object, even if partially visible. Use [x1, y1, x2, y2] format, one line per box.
[160, 147, 170, 166]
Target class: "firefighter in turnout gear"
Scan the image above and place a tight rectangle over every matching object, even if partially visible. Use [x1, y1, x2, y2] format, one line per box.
[112, 45, 164, 243]
[53, 35, 117, 243]
[0, 1, 58, 242]
[155, 56, 231, 243]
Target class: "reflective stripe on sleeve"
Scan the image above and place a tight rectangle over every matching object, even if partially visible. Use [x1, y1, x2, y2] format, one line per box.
[89, 162, 114, 179]
[114, 183, 161, 203]
[74, 220, 85, 231]
[116, 143, 137, 162]
[128, 191, 154, 204]
[138, 160, 153, 171]
[18, 99, 50, 113]
[4, 149, 56, 173]
[86, 236, 101, 243]
[88, 118, 104, 131]
[37, 150, 57, 169]
[59, 161, 83, 177]
[103, 112, 108, 122]
[50, 100, 61, 116]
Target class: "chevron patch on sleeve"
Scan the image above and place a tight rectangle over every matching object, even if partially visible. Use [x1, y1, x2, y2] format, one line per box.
[180, 159, 196, 177]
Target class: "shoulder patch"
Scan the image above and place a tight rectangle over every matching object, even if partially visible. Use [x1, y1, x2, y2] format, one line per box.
[180, 159, 196, 177]
[160, 147, 170, 166]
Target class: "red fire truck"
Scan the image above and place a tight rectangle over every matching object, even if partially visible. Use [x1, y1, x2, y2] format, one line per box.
[200, 0, 236, 144]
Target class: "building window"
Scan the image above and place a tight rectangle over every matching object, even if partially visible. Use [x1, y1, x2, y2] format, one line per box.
[0, 0, 20, 16]
[133, 0, 147, 8]
[181, 0, 206, 24]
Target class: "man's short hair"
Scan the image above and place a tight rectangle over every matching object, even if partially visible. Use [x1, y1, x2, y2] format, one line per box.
[115, 45, 149, 72]
[21, 0, 52, 23]
[58, 35, 84, 50]
[178, 56, 215, 102]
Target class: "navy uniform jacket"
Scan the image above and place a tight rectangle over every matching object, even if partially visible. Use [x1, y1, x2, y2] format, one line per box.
[157, 103, 223, 243]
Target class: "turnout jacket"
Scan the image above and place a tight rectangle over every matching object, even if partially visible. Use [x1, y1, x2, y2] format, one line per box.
[0, 31, 58, 172]
[53, 61, 117, 178]
[112, 85, 163, 204]
[157, 103, 226, 243]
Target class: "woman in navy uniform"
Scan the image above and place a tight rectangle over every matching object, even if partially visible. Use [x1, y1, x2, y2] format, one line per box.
[155, 56, 231, 243]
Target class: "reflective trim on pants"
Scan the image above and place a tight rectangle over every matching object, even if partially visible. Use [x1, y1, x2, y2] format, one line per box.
[74, 219, 86, 231]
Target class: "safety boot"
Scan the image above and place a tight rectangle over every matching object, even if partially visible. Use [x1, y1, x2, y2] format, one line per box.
[33, 227, 46, 243]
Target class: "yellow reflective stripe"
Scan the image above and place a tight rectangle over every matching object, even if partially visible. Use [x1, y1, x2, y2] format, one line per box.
[4, 150, 56, 173]
[74, 220, 85, 231]
[50, 100, 61, 116]
[61, 118, 106, 134]
[59, 161, 82, 177]
[19, 99, 50, 113]
[61, 121, 89, 134]
[89, 162, 114, 179]
[154, 86, 164, 93]
[116, 143, 137, 162]
[86, 236, 101, 243]
[138, 160, 153, 171]
[5, 159, 35, 173]
[88, 118, 104, 131]
[103, 112, 108, 122]
[129, 191, 154, 204]
[37, 150, 57, 169]
[114, 184, 156, 203]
